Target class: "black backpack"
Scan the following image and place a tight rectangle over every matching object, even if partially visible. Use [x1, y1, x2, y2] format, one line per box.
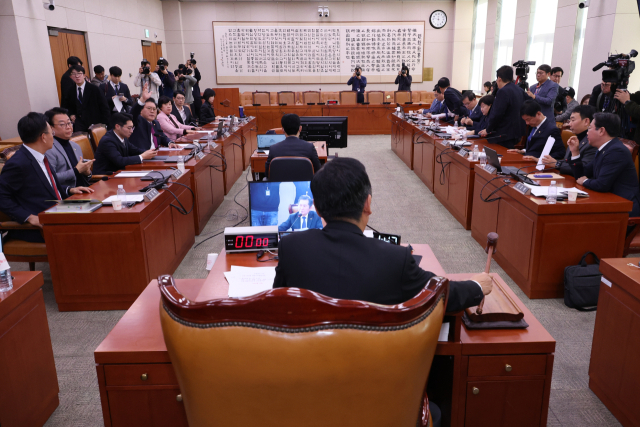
[563, 252, 601, 311]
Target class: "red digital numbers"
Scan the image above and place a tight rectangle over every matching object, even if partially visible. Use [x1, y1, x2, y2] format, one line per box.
[234, 235, 269, 249]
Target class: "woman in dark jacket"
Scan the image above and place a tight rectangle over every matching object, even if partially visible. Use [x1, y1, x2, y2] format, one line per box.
[466, 95, 494, 135]
[395, 65, 412, 91]
[199, 88, 216, 124]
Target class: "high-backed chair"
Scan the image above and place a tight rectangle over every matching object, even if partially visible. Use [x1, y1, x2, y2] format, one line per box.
[269, 92, 277, 105]
[241, 92, 253, 106]
[0, 212, 47, 271]
[321, 91, 339, 104]
[421, 92, 435, 104]
[303, 91, 320, 104]
[395, 91, 412, 104]
[252, 92, 271, 106]
[367, 91, 384, 105]
[621, 138, 639, 163]
[384, 91, 395, 103]
[88, 124, 107, 151]
[561, 130, 575, 149]
[159, 274, 447, 427]
[411, 91, 423, 103]
[267, 128, 285, 134]
[71, 132, 95, 161]
[277, 91, 296, 105]
[340, 91, 358, 105]
[268, 157, 314, 181]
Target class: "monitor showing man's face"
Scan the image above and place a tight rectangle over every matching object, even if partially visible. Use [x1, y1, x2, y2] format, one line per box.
[299, 199, 311, 216]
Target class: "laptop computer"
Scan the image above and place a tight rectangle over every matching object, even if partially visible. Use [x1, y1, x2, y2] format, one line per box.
[483, 146, 537, 185]
[257, 134, 287, 154]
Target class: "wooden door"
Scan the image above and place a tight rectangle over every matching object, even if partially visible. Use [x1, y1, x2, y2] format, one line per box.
[48, 29, 89, 103]
[141, 42, 163, 70]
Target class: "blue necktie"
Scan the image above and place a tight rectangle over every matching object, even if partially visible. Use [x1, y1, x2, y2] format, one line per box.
[302, 217, 306, 229]
[527, 127, 536, 142]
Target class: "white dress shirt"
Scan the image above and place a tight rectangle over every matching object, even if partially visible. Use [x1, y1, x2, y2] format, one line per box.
[23, 144, 66, 198]
[176, 106, 187, 122]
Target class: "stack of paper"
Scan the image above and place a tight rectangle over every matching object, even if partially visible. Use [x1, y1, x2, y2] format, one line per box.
[102, 195, 144, 204]
[114, 171, 150, 178]
[524, 184, 588, 198]
[224, 266, 276, 297]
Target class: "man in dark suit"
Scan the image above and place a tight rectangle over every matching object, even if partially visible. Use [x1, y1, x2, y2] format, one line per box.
[99, 66, 133, 116]
[60, 56, 83, 109]
[479, 65, 526, 149]
[0, 113, 94, 242]
[570, 113, 640, 216]
[62, 65, 110, 132]
[278, 195, 323, 231]
[187, 59, 202, 120]
[171, 91, 193, 125]
[542, 105, 598, 175]
[93, 113, 158, 175]
[274, 157, 493, 312]
[437, 77, 467, 119]
[129, 84, 173, 151]
[508, 100, 565, 160]
[460, 90, 483, 127]
[265, 114, 322, 176]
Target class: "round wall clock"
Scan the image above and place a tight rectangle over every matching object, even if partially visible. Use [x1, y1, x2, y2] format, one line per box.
[430, 10, 447, 29]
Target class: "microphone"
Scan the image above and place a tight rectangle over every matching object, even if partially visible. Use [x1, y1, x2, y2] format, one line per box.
[592, 62, 606, 72]
[290, 213, 302, 231]
[101, 176, 109, 181]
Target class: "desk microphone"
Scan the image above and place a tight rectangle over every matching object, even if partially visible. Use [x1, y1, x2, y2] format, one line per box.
[101, 176, 109, 181]
[290, 213, 302, 230]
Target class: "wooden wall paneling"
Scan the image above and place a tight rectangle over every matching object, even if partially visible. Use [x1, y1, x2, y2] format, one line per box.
[64, 32, 89, 70]
[48, 34, 69, 104]
[143, 205, 178, 280]
[170, 183, 196, 260]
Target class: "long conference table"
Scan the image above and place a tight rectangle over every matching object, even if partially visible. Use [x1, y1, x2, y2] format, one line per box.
[391, 113, 632, 299]
[95, 245, 555, 427]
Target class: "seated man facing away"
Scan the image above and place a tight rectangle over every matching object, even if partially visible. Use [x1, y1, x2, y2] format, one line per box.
[508, 100, 565, 161]
[541, 105, 597, 176]
[93, 113, 158, 175]
[265, 113, 322, 176]
[274, 157, 492, 312]
[278, 194, 323, 231]
[0, 112, 94, 242]
[570, 113, 640, 216]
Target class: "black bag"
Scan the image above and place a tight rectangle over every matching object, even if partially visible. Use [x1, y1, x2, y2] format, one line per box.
[564, 252, 601, 311]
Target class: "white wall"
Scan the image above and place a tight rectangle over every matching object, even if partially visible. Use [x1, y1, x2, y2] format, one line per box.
[162, 1, 457, 93]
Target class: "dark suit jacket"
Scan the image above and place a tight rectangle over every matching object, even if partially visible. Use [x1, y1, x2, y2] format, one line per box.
[99, 81, 133, 114]
[93, 130, 145, 175]
[129, 102, 171, 151]
[486, 81, 526, 147]
[467, 103, 483, 122]
[274, 221, 484, 312]
[444, 87, 465, 117]
[171, 103, 193, 125]
[60, 68, 75, 109]
[0, 146, 71, 237]
[524, 118, 565, 159]
[63, 82, 111, 132]
[472, 115, 489, 134]
[200, 102, 216, 124]
[265, 136, 322, 176]
[557, 131, 597, 175]
[570, 138, 640, 216]
[278, 211, 323, 231]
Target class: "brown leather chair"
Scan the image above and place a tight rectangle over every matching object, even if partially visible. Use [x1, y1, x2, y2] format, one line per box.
[367, 91, 384, 105]
[621, 138, 639, 163]
[159, 274, 446, 427]
[0, 212, 47, 271]
[277, 92, 296, 106]
[340, 91, 358, 105]
[411, 91, 423, 103]
[89, 124, 107, 151]
[302, 91, 320, 104]
[252, 92, 271, 106]
[561, 130, 575, 149]
[321, 91, 339, 104]
[395, 91, 412, 104]
[268, 157, 314, 181]
[71, 132, 95, 161]
[240, 92, 253, 106]
[384, 91, 395, 103]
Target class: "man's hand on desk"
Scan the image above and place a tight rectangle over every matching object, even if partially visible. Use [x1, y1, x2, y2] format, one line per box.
[168, 143, 179, 148]
[27, 215, 42, 228]
[567, 136, 580, 156]
[478, 129, 487, 137]
[70, 186, 95, 195]
[461, 117, 473, 126]
[523, 155, 538, 161]
[507, 149, 526, 155]
[577, 176, 588, 185]
[471, 272, 493, 295]
[141, 149, 158, 160]
[426, 113, 433, 119]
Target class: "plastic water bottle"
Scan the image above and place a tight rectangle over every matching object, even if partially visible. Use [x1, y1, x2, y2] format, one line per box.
[115, 185, 126, 211]
[0, 253, 12, 292]
[454, 120, 459, 129]
[177, 156, 185, 172]
[547, 181, 557, 204]
[472, 145, 479, 161]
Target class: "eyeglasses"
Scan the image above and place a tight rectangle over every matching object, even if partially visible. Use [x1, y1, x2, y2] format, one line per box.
[56, 121, 73, 128]
[70, 73, 84, 77]
[144, 107, 157, 112]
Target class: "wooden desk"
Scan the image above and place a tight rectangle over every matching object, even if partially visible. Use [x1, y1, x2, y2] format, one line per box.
[0, 136, 22, 146]
[590, 258, 640, 427]
[127, 144, 225, 235]
[95, 245, 554, 427]
[0, 271, 59, 426]
[471, 165, 631, 298]
[40, 171, 195, 311]
[390, 113, 416, 169]
[249, 141, 328, 181]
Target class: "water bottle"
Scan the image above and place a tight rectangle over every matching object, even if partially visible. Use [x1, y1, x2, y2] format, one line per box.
[0, 253, 12, 292]
[239, 106, 245, 118]
[547, 181, 557, 204]
[114, 185, 126, 211]
[454, 120, 459, 129]
[472, 144, 479, 161]
[177, 156, 185, 172]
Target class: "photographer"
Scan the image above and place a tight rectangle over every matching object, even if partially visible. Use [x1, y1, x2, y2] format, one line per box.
[134, 59, 162, 101]
[187, 58, 202, 121]
[614, 89, 640, 145]
[156, 58, 176, 98]
[347, 67, 367, 103]
[395, 65, 412, 91]
[526, 64, 559, 121]
[173, 68, 197, 107]
[550, 67, 567, 115]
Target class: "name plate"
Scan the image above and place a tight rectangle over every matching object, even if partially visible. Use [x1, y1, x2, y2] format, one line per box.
[144, 188, 160, 202]
[196, 152, 205, 160]
[172, 169, 183, 179]
[224, 132, 231, 138]
[483, 164, 497, 174]
[513, 182, 531, 195]
[458, 148, 470, 158]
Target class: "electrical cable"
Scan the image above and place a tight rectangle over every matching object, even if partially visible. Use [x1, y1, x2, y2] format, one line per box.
[366, 224, 380, 233]
[163, 180, 196, 215]
[479, 175, 512, 203]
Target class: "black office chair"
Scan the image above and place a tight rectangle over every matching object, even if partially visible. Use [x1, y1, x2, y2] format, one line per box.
[268, 157, 315, 181]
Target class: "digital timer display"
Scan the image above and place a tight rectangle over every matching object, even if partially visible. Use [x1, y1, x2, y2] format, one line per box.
[225, 232, 279, 253]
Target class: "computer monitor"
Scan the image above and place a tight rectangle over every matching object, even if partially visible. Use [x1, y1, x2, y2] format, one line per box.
[299, 116, 348, 149]
[249, 181, 322, 232]
[257, 134, 287, 150]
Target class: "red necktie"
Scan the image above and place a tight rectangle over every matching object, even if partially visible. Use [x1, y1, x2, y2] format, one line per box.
[43, 157, 62, 200]
[151, 125, 158, 149]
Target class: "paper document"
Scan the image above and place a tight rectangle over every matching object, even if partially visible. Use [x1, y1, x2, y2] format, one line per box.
[102, 195, 144, 204]
[438, 322, 450, 342]
[113, 96, 123, 112]
[524, 184, 588, 198]
[206, 253, 218, 271]
[225, 266, 276, 297]
[114, 171, 150, 178]
[536, 137, 557, 171]
[163, 147, 183, 151]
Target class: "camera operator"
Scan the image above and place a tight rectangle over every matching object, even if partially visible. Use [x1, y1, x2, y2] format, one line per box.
[555, 87, 579, 123]
[186, 57, 202, 121]
[395, 65, 412, 91]
[550, 66, 567, 115]
[134, 59, 162, 101]
[173, 68, 197, 108]
[156, 58, 176, 98]
[614, 88, 640, 145]
[526, 64, 559, 121]
[347, 67, 367, 103]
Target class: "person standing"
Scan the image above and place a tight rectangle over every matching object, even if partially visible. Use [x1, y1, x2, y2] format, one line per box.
[347, 67, 367, 103]
[60, 56, 84, 108]
[62, 65, 110, 132]
[526, 64, 559, 121]
[134, 59, 162, 102]
[187, 59, 202, 121]
[91, 65, 108, 87]
[395, 65, 412, 91]
[100, 66, 133, 115]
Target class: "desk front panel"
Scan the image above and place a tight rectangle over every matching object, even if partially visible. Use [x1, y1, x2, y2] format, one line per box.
[390, 115, 414, 170]
[241, 118, 258, 170]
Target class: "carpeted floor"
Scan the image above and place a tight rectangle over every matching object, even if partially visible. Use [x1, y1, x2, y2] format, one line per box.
[8, 135, 622, 426]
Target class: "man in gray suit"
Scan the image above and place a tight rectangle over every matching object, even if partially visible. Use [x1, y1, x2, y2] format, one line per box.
[44, 107, 93, 187]
[526, 64, 559, 121]
[542, 104, 597, 176]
